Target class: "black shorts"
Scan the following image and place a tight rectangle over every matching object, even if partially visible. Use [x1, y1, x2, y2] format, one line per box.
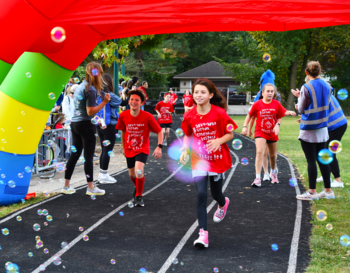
[126, 153, 148, 169]
[160, 123, 172, 128]
[255, 137, 277, 144]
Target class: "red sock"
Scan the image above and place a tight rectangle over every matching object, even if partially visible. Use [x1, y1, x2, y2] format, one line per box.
[130, 176, 136, 187]
[135, 176, 145, 197]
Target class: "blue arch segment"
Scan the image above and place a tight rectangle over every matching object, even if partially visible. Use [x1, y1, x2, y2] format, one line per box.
[0, 151, 34, 206]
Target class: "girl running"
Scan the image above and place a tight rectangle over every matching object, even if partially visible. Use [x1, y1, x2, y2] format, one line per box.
[155, 93, 174, 146]
[182, 89, 194, 113]
[242, 83, 291, 187]
[116, 89, 163, 207]
[180, 78, 237, 248]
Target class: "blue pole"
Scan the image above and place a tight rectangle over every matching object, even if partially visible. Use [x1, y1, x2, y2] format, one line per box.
[121, 64, 125, 77]
[113, 39, 119, 95]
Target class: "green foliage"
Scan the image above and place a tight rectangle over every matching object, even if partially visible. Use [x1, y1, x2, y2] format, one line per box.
[73, 65, 86, 79]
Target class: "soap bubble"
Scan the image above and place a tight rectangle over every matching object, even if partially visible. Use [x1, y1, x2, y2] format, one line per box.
[86, 174, 90, 178]
[33, 224, 41, 231]
[172, 258, 178, 264]
[175, 128, 184, 137]
[8, 180, 16, 188]
[140, 268, 147, 272]
[136, 169, 142, 175]
[17, 127, 23, 133]
[44, 191, 50, 197]
[20, 111, 25, 115]
[18, 173, 23, 178]
[42, 209, 48, 216]
[78, 156, 85, 163]
[337, 89, 348, 100]
[74, 77, 80, 83]
[0, 180, 3, 185]
[25, 166, 32, 173]
[92, 69, 99, 76]
[37, 240, 43, 248]
[119, 211, 124, 216]
[83, 235, 89, 241]
[289, 178, 297, 187]
[53, 257, 62, 265]
[340, 235, 350, 246]
[326, 223, 333, 231]
[316, 210, 327, 221]
[77, 95, 83, 101]
[21, 199, 25, 203]
[2, 228, 9, 235]
[39, 264, 46, 271]
[26, 72, 32, 78]
[51, 27, 66, 43]
[91, 118, 98, 125]
[115, 133, 121, 138]
[28, 252, 33, 257]
[91, 195, 96, 200]
[111, 259, 116, 264]
[43, 248, 49, 254]
[271, 244, 279, 251]
[226, 124, 235, 132]
[329, 140, 342, 154]
[128, 202, 134, 208]
[76, 111, 81, 116]
[318, 149, 333, 165]
[1, 174, 5, 178]
[108, 151, 115, 157]
[232, 139, 242, 150]
[213, 268, 219, 273]
[35, 236, 41, 241]
[1, 139, 6, 144]
[16, 216, 22, 221]
[37, 209, 43, 215]
[103, 140, 111, 146]
[46, 215, 53, 222]
[241, 158, 249, 165]
[48, 93, 56, 100]
[79, 227, 84, 232]
[71, 145, 77, 153]
[263, 53, 271, 62]
[61, 242, 68, 249]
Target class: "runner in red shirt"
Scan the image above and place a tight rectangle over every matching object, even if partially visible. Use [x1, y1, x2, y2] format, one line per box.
[179, 78, 237, 248]
[168, 89, 178, 105]
[182, 89, 194, 113]
[116, 89, 163, 207]
[154, 93, 174, 147]
[242, 83, 294, 187]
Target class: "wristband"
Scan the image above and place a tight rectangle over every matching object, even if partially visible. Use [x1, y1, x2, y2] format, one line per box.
[243, 126, 247, 128]
[277, 123, 281, 126]
[157, 144, 163, 149]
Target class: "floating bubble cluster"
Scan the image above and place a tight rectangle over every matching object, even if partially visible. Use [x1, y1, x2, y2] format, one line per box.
[241, 158, 249, 165]
[316, 210, 327, 221]
[263, 53, 271, 62]
[289, 178, 297, 187]
[103, 140, 111, 146]
[232, 139, 243, 150]
[337, 89, 348, 100]
[328, 140, 342, 154]
[318, 149, 333, 165]
[340, 235, 350, 247]
[271, 244, 279, 251]
[51, 27, 66, 43]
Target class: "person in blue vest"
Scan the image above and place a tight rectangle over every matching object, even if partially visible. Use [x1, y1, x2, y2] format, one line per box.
[292, 61, 334, 201]
[254, 69, 281, 103]
[96, 73, 126, 183]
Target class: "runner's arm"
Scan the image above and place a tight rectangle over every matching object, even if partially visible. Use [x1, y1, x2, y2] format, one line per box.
[242, 114, 252, 136]
[273, 118, 282, 135]
[86, 93, 110, 116]
[120, 130, 125, 155]
[207, 132, 234, 153]
[248, 116, 255, 137]
[152, 131, 163, 159]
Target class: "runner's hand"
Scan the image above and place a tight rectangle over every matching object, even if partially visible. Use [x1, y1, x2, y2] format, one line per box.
[157, 114, 161, 119]
[179, 149, 188, 165]
[249, 130, 253, 137]
[296, 118, 301, 124]
[291, 89, 300, 98]
[242, 127, 248, 136]
[289, 111, 297, 117]
[104, 93, 111, 103]
[153, 147, 162, 159]
[273, 125, 280, 135]
[207, 138, 221, 153]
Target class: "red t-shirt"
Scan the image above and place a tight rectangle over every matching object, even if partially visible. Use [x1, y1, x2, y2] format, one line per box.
[181, 105, 238, 173]
[169, 93, 178, 105]
[115, 110, 162, 157]
[138, 86, 148, 101]
[154, 101, 174, 124]
[249, 99, 286, 141]
[183, 94, 194, 107]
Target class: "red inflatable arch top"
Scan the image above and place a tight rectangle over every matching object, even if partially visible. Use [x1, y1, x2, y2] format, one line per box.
[2, 0, 350, 70]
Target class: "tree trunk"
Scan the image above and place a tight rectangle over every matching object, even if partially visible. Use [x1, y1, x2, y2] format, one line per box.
[286, 53, 299, 110]
[297, 43, 311, 88]
[134, 50, 144, 80]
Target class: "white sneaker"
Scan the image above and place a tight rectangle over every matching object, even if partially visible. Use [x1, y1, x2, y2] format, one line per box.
[98, 173, 117, 184]
[296, 190, 319, 201]
[318, 190, 335, 199]
[61, 186, 76, 195]
[86, 186, 105, 196]
[263, 173, 270, 181]
[316, 176, 323, 183]
[163, 140, 167, 147]
[331, 181, 344, 188]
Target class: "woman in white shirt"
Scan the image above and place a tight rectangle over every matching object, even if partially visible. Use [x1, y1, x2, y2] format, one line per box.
[62, 84, 78, 120]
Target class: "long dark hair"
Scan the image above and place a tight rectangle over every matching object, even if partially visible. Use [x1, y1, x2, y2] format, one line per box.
[102, 73, 114, 93]
[192, 78, 227, 110]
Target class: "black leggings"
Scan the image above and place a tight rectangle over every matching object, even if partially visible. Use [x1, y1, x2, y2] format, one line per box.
[65, 121, 96, 182]
[97, 124, 117, 170]
[300, 140, 331, 190]
[195, 175, 226, 230]
[327, 123, 347, 178]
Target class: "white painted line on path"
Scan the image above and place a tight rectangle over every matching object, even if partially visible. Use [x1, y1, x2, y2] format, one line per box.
[158, 150, 239, 273]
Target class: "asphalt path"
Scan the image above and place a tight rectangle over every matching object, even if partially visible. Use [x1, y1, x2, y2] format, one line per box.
[0, 116, 311, 273]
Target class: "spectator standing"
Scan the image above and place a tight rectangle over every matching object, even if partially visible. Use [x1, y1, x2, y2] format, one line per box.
[168, 88, 178, 106]
[118, 78, 125, 97]
[139, 81, 149, 110]
[62, 84, 78, 121]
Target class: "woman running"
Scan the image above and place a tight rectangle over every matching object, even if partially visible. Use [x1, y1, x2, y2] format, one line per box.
[63, 62, 110, 196]
[182, 89, 194, 113]
[180, 78, 237, 248]
[242, 83, 290, 187]
[116, 89, 163, 207]
[292, 61, 334, 200]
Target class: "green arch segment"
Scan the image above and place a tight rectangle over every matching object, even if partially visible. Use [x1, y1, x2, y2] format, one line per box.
[0, 52, 73, 111]
[0, 60, 13, 85]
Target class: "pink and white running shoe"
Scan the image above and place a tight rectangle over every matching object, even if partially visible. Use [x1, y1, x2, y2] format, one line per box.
[251, 178, 261, 187]
[270, 172, 279, 184]
[193, 229, 209, 248]
[213, 197, 230, 223]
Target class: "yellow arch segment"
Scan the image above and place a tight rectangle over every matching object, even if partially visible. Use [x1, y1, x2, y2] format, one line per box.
[0, 91, 50, 154]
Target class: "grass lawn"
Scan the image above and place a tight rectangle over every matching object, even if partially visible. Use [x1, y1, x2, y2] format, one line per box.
[231, 115, 350, 273]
